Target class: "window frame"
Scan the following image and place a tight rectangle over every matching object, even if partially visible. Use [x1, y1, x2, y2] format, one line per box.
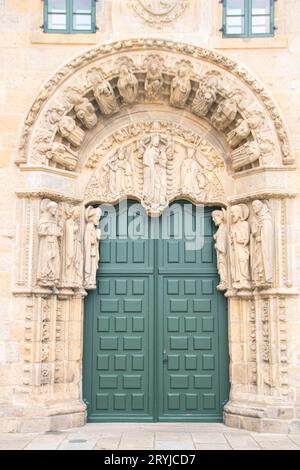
[222, 0, 275, 38]
[44, 0, 96, 34]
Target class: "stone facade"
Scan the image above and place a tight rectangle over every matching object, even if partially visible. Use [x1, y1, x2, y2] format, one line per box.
[0, 0, 300, 434]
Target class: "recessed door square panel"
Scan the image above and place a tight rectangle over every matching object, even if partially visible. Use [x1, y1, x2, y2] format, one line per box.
[184, 317, 197, 332]
[184, 280, 196, 294]
[97, 316, 110, 332]
[185, 354, 197, 370]
[170, 336, 188, 350]
[97, 354, 109, 370]
[132, 393, 144, 410]
[202, 279, 214, 294]
[123, 375, 141, 389]
[98, 279, 110, 295]
[186, 393, 198, 410]
[114, 393, 126, 410]
[167, 354, 180, 370]
[194, 336, 212, 350]
[132, 355, 144, 370]
[114, 355, 126, 370]
[99, 375, 118, 389]
[201, 242, 213, 263]
[124, 299, 142, 313]
[132, 316, 144, 332]
[116, 241, 128, 263]
[115, 279, 127, 294]
[202, 317, 214, 332]
[184, 247, 196, 263]
[100, 299, 119, 313]
[115, 316, 127, 332]
[194, 374, 212, 389]
[170, 299, 188, 312]
[133, 279, 145, 295]
[133, 241, 145, 263]
[167, 280, 179, 295]
[99, 336, 118, 350]
[193, 299, 211, 312]
[167, 241, 179, 263]
[170, 374, 189, 389]
[203, 393, 216, 410]
[168, 393, 180, 409]
[124, 336, 142, 350]
[202, 354, 215, 370]
[100, 242, 111, 263]
[167, 316, 180, 332]
[96, 393, 109, 410]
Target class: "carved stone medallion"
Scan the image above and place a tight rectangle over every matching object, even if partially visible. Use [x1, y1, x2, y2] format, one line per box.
[130, 0, 187, 27]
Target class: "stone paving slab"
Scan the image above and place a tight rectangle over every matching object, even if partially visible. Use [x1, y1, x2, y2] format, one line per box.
[0, 424, 299, 450]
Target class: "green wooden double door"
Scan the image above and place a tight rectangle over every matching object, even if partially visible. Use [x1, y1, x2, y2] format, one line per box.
[83, 201, 229, 422]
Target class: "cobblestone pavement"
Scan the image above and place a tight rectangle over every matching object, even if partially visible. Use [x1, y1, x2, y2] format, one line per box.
[0, 423, 300, 450]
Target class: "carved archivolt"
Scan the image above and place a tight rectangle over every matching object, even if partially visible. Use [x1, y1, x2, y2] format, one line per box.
[18, 39, 292, 170]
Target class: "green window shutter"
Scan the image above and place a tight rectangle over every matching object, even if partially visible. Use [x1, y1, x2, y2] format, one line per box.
[223, 0, 274, 38]
[44, 0, 96, 34]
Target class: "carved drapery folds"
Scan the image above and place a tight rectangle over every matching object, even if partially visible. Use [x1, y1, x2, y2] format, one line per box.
[84, 120, 225, 216]
[212, 200, 275, 292]
[35, 200, 101, 294]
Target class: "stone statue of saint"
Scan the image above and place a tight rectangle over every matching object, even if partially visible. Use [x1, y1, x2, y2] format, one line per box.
[117, 64, 139, 104]
[93, 72, 119, 115]
[66, 90, 98, 129]
[105, 147, 133, 196]
[170, 66, 191, 108]
[229, 204, 251, 290]
[250, 200, 273, 287]
[62, 205, 83, 288]
[58, 116, 85, 147]
[145, 61, 163, 99]
[212, 209, 228, 291]
[84, 206, 102, 289]
[211, 97, 239, 131]
[141, 134, 169, 213]
[37, 199, 62, 288]
[181, 147, 199, 194]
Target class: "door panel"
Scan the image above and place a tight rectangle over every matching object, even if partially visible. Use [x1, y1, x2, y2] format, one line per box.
[83, 202, 229, 422]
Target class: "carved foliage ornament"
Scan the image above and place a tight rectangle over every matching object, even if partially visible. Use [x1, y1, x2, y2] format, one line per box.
[129, 0, 188, 27]
[18, 39, 292, 167]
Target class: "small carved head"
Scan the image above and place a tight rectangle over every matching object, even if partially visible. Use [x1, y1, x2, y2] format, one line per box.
[72, 206, 81, 220]
[151, 135, 160, 147]
[212, 210, 224, 226]
[252, 200, 264, 214]
[231, 205, 242, 224]
[119, 63, 129, 75]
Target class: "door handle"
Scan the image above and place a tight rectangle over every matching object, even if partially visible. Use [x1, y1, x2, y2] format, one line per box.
[163, 350, 168, 363]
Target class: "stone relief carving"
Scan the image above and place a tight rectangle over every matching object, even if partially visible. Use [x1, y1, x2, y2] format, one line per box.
[144, 56, 164, 100]
[102, 146, 134, 197]
[250, 200, 273, 288]
[66, 90, 98, 129]
[211, 92, 244, 131]
[37, 199, 63, 289]
[88, 69, 119, 115]
[117, 61, 139, 104]
[19, 39, 293, 167]
[32, 134, 79, 171]
[231, 141, 261, 171]
[212, 209, 228, 291]
[61, 205, 83, 289]
[191, 72, 219, 118]
[140, 133, 173, 214]
[170, 65, 191, 108]
[229, 204, 251, 290]
[84, 206, 102, 290]
[58, 116, 85, 147]
[180, 147, 199, 194]
[130, 0, 188, 27]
